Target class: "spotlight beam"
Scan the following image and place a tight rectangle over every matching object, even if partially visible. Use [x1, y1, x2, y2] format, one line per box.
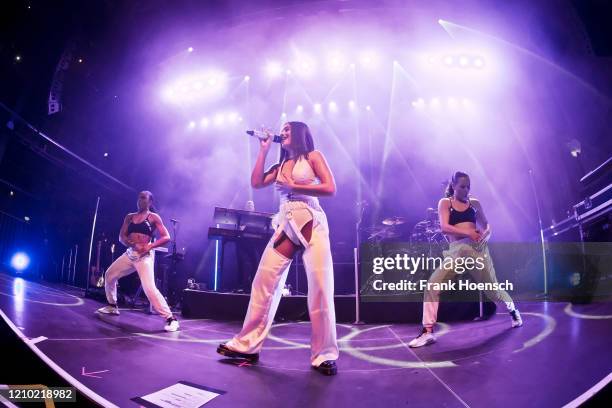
[290, 76, 378, 202]
[438, 19, 609, 101]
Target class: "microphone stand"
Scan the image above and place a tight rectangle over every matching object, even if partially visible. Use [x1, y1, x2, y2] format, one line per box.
[354, 201, 367, 324]
[529, 169, 549, 299]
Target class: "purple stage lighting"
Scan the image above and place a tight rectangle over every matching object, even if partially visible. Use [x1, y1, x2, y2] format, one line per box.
[359, 51, 379, 69]
[162, 70, 227, 105]
[265, 61, 283, 78]
[327, 52, 347, 73]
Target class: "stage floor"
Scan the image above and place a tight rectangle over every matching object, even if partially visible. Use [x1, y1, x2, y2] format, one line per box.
[1, 272, 610, 407]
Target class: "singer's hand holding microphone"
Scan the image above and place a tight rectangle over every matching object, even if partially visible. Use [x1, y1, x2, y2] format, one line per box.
[246, 129, 283, 154]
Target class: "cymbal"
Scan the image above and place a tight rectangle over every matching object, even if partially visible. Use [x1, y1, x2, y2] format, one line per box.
[368, 229, 400, 240]
[382, 216, 405, 226]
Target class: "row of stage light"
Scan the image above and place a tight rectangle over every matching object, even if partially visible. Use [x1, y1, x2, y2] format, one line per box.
[162, 51, 488, 106]
[184, 98, 475, 130]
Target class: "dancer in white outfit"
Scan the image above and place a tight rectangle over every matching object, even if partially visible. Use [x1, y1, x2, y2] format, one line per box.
[96, 191, 179, 332]
[217, 121, 339, 376]
[408, 172, 522, 348]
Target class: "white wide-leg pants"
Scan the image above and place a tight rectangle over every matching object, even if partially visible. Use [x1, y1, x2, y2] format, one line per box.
[422, 238, 516, 329]
[226, 201, 339, 366]
[104, 249, 173, 320]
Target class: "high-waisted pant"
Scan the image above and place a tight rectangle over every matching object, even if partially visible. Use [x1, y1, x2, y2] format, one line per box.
[423, 238, 516, 329]
[104, 249, 173, 320]
[226, 201, 339, 366]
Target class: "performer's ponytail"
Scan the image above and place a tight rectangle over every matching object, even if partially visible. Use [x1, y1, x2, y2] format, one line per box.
[445, 171, 469, 197]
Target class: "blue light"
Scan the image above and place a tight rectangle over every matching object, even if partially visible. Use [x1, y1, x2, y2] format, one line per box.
[11, 252, 30, 271]
[13, 278, 25, 298]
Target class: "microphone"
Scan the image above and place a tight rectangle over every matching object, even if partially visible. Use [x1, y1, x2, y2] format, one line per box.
[170, 218, 180, 223]
[246, 130, 283, 143]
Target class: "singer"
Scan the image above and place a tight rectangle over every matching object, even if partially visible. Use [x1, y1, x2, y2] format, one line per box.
[408, 172, 522, 348]
[96, 191, 180, 332]
[217, 121, 339, 376]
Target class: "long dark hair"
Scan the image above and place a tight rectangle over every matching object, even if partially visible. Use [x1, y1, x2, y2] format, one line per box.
[445, 171, 470, 197]
[278, 121, 315, 164]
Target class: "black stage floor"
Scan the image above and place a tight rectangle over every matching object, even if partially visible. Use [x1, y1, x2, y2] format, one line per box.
[1, 272, 610, 407]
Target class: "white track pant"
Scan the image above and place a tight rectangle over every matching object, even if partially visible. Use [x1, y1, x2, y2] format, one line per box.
[104, 250, 173, 320]
[423, 238, 515, 329]
[226, 202, 339, 366]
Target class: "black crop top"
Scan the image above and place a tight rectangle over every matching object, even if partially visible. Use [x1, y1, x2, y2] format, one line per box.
[448, 199, 477, 225]
[127, 214, 155, 237]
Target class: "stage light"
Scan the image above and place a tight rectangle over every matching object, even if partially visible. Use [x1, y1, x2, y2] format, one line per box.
[411, 98, 425, 109]
[238, 116, 243, 123]
[366, 105, 371, 111]
[461, 98, 471, 107]
[200, 117, 209, 128]
[359, 51, 379, 69]
[228, 112, 238, 123]
[349, 63, 356, 69]
[296, 105, 304, 113]
[285, 69, 292, 75]
[187, 47, 194, 53]
[567, 139, 581, 158]
[9, 191, 14, 196]
[265, 61, 283, 78]
[313, 103, 322, 114]
[15, 55, 22, 62]
[11, 252, 30, 271]
[427, 56, 436, 64]
[24, 216, 30, 222]
[78, 58, 83, 63]
[103, 152, 109, 157]
[281, 112, 287, 118]
[188, 121, 196, 129]
[214, 113, 225, 126]
[162, 70, 228, 105]
[327, 52, 347, 73]
[244, 75, 250, 81]
[294, 54, 317, 77]
[473, 57, 485, 68]
[459, 56, 469, 67]
[430, 98, 440, 108]
[328, 101, 338, 112]
[348, 100, 356, 110]
[443, 56, 453, 66]
[447, 97, 457, 108]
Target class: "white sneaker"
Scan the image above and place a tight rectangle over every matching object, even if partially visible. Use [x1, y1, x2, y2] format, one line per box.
[510, 309, 523, 328]
[164, 317, 180, 332]
[408, 328, 436, 348]
[97, 305, 120, 315]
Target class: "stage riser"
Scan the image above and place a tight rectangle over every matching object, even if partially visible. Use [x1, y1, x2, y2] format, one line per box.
[181, 289, 495, 323]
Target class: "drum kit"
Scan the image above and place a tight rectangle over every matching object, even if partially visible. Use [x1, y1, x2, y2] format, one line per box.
[365, 208, 447, 246]
[359, 209, 449, 296]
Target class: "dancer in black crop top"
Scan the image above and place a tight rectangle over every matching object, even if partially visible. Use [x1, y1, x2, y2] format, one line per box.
[408, 171, 522, 348]
[96, 191, 180, 332]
